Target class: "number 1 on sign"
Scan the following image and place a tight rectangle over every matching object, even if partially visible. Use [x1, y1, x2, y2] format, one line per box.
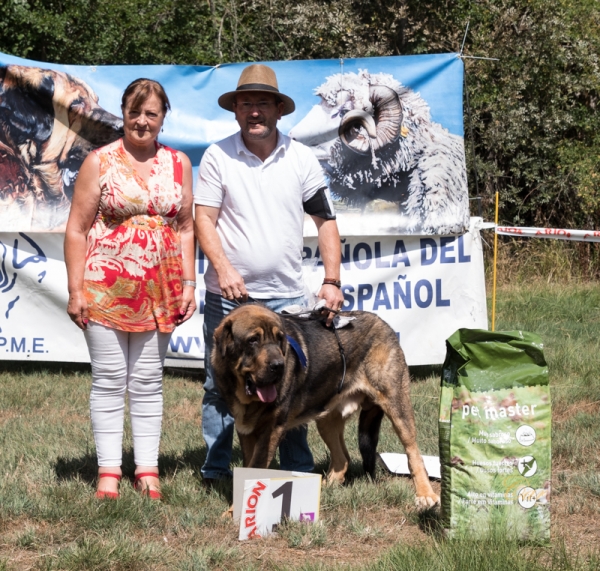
[271, 481, 293, 531]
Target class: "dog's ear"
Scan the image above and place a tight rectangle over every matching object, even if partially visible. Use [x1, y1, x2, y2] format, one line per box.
[0, 66, 55, 147]
[214, 319, 234, 358]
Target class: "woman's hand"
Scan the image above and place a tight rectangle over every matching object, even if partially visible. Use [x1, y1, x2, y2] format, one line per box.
[67, 290, 89, 330]
[176, 285, 197, 325]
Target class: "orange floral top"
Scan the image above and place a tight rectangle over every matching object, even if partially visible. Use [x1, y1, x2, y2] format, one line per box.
[83, 139, 184, 333]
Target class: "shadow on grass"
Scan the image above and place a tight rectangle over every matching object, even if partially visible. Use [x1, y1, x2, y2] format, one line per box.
[341, 460, 373, 485]
[409, 364, 442, 380]
[53, 444, 241, 502]
[54, 452, 99, 484]
[164, 366, 205, 383]
[55, 446, 210, 481]
[417, 505, 443, 536]
[0, 360, 92, 374]
[313, 455, 383, 486]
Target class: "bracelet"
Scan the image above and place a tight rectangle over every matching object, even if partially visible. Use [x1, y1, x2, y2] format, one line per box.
[182, 280, 197, 288]
[322, 278, 342, 288]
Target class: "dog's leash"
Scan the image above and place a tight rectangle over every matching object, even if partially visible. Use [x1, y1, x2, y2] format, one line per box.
[313, 304, 347, 394]
[331, 320, 347, 393]
[231, 295, 258, 306]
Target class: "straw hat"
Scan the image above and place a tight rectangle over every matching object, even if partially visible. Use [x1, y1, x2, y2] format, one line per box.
[218, 64, 295, 115]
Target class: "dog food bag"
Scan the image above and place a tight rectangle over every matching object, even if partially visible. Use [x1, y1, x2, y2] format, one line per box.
[439, 329, 551, 540]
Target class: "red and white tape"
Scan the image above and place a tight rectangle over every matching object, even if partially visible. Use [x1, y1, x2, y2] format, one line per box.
[495, 226, 600, 243]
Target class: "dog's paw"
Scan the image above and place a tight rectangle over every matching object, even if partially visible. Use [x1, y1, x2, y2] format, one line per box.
[324, 474, 346, 487]
[415, 493, 440, 510]
[221, 505, 234, 519]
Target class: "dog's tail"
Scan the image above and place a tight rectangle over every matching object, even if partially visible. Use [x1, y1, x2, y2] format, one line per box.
[358, 405, 384, 479]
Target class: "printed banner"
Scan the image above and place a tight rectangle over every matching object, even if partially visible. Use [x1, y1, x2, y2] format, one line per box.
[0, 218, 487, 367]
[0, 51, 468, 235]
[496, 226, 600, 242]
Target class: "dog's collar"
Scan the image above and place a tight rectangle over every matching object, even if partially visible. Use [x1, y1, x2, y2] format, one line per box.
[286, 334, 307, 369]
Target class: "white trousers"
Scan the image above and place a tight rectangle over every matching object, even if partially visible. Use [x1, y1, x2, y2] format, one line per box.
[84, 321, 171, 467]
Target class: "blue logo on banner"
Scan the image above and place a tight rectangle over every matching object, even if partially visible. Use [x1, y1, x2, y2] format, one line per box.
[0, 234, 47, 350]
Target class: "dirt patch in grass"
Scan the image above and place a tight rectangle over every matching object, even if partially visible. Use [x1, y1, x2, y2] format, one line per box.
[165, 399, 203, 423]
[553, 399, 600, 424]
[550, 494, 600, 553]
[0, 410, 23, 424]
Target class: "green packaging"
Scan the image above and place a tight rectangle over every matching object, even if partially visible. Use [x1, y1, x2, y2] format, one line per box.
[439, 329, 551, 540]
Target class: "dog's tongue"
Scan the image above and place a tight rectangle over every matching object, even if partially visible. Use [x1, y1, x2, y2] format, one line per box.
[256, 384, 277, 403]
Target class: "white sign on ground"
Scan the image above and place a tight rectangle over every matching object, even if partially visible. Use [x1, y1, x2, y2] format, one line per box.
[233, 468, 321, 540]
[378, 453, 441, 480]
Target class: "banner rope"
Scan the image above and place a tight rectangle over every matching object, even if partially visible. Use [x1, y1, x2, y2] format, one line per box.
[495, 226, 600, 243]
[488, 219, 600, 331]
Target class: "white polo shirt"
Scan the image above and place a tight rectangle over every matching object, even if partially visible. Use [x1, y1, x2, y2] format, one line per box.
[194, 130, 330, 298]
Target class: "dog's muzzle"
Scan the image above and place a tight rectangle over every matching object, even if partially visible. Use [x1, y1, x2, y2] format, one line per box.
[244, 355, 284, 403]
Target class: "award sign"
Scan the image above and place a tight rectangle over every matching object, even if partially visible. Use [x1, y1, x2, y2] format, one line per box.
[233, 468, 321, 540]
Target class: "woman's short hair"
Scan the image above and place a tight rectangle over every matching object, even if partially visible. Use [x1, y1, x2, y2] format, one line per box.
[121, 78, 171, 115]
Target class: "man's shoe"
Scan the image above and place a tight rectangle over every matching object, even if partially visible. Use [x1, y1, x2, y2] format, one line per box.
[202, 477, 216, 490]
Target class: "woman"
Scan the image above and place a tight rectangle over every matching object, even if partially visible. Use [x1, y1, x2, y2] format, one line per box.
[64, 78, 196, 500]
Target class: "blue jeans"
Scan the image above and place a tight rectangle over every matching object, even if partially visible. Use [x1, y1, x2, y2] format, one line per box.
[201, 291, 315, 479]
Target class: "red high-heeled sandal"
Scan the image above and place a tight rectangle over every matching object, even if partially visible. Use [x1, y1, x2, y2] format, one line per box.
[96, 473, 121, 499]
[133, 472, 162, 500]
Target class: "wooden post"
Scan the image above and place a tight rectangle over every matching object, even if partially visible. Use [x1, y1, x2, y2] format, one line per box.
[491, 191, 499, 331]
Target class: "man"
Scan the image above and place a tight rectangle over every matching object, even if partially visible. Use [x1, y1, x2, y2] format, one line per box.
[194, 64, 344, 483]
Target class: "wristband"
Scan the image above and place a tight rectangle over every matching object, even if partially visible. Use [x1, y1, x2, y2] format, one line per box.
[322, 278, 342, 288]
[182, 280, 197, 288]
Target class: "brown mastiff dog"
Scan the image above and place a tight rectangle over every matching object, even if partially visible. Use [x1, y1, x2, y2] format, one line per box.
[212, 303, 440, 508]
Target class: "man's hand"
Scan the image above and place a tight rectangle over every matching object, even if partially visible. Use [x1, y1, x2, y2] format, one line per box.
[317, 283, 345, 326]
[218, 264, 248, 302]
[195, 204, 248, 303]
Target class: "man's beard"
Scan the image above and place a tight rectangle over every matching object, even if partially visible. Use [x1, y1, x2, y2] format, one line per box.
[243, 121, 275, 140]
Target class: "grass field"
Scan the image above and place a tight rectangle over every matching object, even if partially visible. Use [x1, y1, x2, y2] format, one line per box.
[1, 279, 599, 570]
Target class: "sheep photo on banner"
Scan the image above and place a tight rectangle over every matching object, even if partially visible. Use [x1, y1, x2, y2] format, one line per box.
[289, 69, 469, 236]
[0, 52, 487, 367]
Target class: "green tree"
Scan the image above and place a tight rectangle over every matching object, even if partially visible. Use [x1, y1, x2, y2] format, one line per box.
[461, 0, 600, 229]
[0, 0, 215, 64]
